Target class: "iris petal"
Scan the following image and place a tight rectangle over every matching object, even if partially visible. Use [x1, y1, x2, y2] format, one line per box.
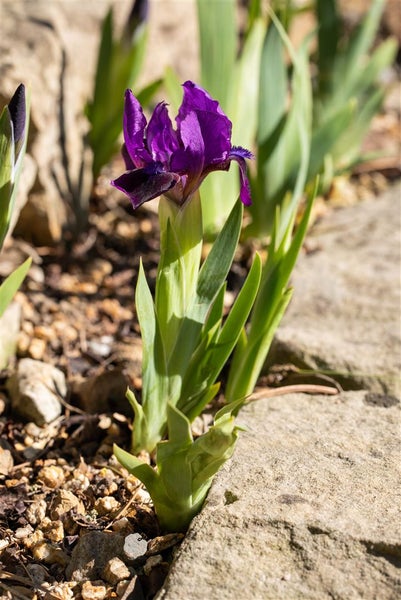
[123, 89, 151, 168]
[229, 147, 254, 206]
[177, 81, 232, 166]
[171, 111, 205, 199]
[147, 102, 179, 165]
[111, 166, 179, 209]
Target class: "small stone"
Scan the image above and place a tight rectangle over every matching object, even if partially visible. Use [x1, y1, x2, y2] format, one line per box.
[111, 517, 133, 535]
[15, 525, 34, 539]
[147, 533, 184, 555]
[25, 498, 47, 524]
[0, 446, 14, 476]
[94, 496, 121, 516]
[0, 539, 9, 551]
[0, 393, 7, 416]
[23, 529, 44, 549]
[102, 556, 131, 584]
[49, 490, 84, 520]
[26, 563, 48, 586]
[115, 580, 130, 597]
[40, 518, 64, 542]
[38, 465, 65, 488]
[43, 582, 74, 600]
[144, 554, 163, 576]
[65, 471, 90, 493]
[28, 337, 47, 360]
[33, 325, 54, 341]
[80, 580, 107, 600]
[32, 541, 69, 566]
[123, 533, 148, 561]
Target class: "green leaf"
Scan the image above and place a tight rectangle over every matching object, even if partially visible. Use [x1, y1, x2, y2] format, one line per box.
[0, 105, 14, 248]
[201, 17, 264, 235]
[189, 409, 239, 496]
[87, 8, 113, 130]
[167, 200, 243, 381]
[197, 0, 236, 109]
[309, 100, 355, 181]
[257, 20, 287, 147]
[328, 0, 385, 109]
[228, 18, 265, 149]
[181, 253, 261, 417]
[156, 196, 203, 356]
[113, 443, 160, 492]
[163, 67, 182, 117]
[226, 287, 293, 401]
[226, 186, 316, 401]
[87, 5, 153, 178]
[196, 200, 243, 312]
[316, 0, 340, 97]
[248, 12, 312, 236]
[133, 261, 168, 452]
[136, 78, 163, 106]
[0, 257, 32, 318]
[157, 404, 193, 503]
[218, 253, 262, 351]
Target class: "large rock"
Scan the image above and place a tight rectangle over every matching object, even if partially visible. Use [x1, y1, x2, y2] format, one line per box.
[268, 184, 401, 397]
[0, 1, 105, 244]
[158, 391, 401, 600]
[0, 0, 199, 245]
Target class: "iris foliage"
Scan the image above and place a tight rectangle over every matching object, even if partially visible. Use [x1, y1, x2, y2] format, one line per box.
[111, 0, 394, 532]
[111, 77, 313, 532]
[0, 84, 31, 320]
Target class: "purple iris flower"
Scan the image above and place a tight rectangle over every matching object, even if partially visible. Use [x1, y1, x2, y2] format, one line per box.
[111, 81, 253, 209]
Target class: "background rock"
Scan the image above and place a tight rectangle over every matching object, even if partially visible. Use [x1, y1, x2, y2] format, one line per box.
[0, 0, 199, 245]
[268, 184, 401, 396]
[7, 358, 67, 424]
[0, 1, 107, 244]
[159, 391, 401, 600]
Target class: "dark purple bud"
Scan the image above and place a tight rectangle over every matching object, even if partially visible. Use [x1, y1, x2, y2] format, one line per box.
[124, 0, 149, 42]
[7, 83, 26, 144]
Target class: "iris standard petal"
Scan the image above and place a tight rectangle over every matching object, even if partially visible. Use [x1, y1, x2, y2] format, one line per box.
[147, 102, 179, 165]
[123, 89, 151, 168]
[177, 81, 232, 166]
[111, 166, 179, 209]
[229, 147, 254, 206]
[171, 110, 205, 198]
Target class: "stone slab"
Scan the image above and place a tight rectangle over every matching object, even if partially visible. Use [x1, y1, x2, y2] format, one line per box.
[268, 184, 401, 397]
[158, 391, 401, 600]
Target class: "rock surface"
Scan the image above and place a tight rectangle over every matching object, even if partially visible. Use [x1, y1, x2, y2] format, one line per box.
[7, 358, 66, 424]
[159, 391, 401, 600]
[0, 1, 103, 244]
[268, 184, 401, 396]
[0, 0, 199, 245]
